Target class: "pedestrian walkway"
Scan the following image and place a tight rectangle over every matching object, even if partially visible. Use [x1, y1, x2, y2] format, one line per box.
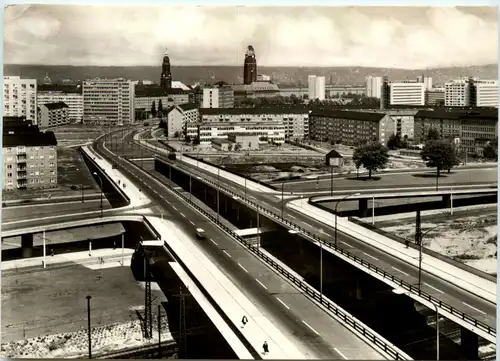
[286, 199, 496, 303]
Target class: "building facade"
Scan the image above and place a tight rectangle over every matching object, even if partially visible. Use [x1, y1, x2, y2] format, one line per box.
[445, 79, 473, 107]
[474, 80, 498, 108]
[425, 88, 445, 106]
[166, 103, 199, 138]
[38, 91, 83, 123]
[198, 122, 285, 145]
[414, 109, 498, 155]
[202, 86, 235, 108]
[39, 102, 70, 128]
[227, 133, 260, 150]
[3, 76, 37, 125]
[82, 78, 135, 125]
[243, 45, 257, 85]
[3, 119, 58, 190]
[349, 108, 418, 140]
[365, 76, 383, 99]
[307, 75, 326, 101]
[134, 86, 191, 116]
[231, 82, 280, 101]
[389, 82, 425, 106]
[309, 110, 394, 146]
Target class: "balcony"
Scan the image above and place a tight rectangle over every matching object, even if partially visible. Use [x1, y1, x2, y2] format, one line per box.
[17, 171, 27, 180]
[17, 180, 27, 189]
[17, 165, 27, 171]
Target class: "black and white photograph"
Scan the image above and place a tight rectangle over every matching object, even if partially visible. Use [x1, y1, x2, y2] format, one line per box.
[1, 4, 498, 360]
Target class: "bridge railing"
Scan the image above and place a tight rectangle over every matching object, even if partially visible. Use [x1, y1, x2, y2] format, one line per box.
[151, 156, 496, 341]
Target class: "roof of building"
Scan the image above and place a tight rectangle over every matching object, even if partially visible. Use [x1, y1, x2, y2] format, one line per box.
[200, 106, 309, 116]
[178, 103, 199, 112]
[3, 116, 28, 124]
[415, 108, 498, 120]
[310, 110, 387, 122]
[135, 85, 189, 97]
[211, 138, 233, 144]
[42, 101, 69, 110]
[3, 129, 57, 147]
[38, 84, 82, 94]
[326, 149, 343, 158]
[231, 81, 280, 93]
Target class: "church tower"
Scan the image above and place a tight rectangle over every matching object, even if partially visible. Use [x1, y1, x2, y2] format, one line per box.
[243, 45, 257, 85]
[160, 48, 172, 89]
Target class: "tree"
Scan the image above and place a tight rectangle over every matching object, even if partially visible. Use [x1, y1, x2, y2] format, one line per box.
[387, 134, 404, 150]
[158, 119, 167, 129]
[151, 101, 157, 118]
[193, 136, 200, 145]
[158, 99, 164, 118]
[421, 140, 458, 177]
[483, 140, 498, 160]
[426, 127, 440, 141]
[174, 131, 180, 138]
[227, 143, 233, 152]
[185, 135, 191, 143]
[352, 142, 390, 179]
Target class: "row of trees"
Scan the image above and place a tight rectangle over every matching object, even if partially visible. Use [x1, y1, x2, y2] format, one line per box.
[234, 94, 380, 109]
[150, 100, 165, 118]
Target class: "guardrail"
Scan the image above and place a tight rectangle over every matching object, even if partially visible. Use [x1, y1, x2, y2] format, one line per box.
[151, 156, 496, 341]
[142, 157, 410, 360]
[347, 216, 496, 283]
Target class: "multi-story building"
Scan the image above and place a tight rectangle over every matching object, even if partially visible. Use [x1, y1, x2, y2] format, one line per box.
[165, 103, 199, 137]
[445, 78, 473, 107]
[474, 80, 498, 108]
[425, 88, 445, 106]
[199, 106, 309, 140]
[414, 109, 498, 155]
[350, 108, 417, 140]
[309, 110, 394, 146]
[231, 82, 280, 101]
[37, 90, 83, 123]
[3, 118, 58, 190]
[416, 76, 433, 90]
[365, 76, 383, 99]
[82, 78, 135, 125]
[38, 102, 70, 128]
[202, 85, 234, 108]
[134, 86, 191, 117]
[307, 75, 326, 101]
[389, 82, 425, 106]
[198, 122, 285, 145]
[3, 76, 37, 125]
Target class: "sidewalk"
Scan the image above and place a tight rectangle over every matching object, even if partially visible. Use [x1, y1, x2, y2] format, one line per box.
[3, 193, 102, 206]
[287, 199, 496, 303]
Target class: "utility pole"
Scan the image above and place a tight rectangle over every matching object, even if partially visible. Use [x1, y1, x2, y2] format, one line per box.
[415, 210, 422, 289]
[144, 251, 153, 339]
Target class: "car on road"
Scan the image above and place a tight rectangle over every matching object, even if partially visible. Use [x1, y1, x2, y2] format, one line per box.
[196, 228, 206, 239]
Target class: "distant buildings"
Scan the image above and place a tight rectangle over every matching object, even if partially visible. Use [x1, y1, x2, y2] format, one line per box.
[307, 75, 326, 101]
[445, 79, 472, 107]
[474, 80, 498, 108]
[160, 48, 173, 90]
[38, 102, 70, 128]
[3, 76, 38, 125]
[414, 109, 498, 155]
[82, 78, 135, 125]
[365, 76, 383, 99]
[257, 74, 271, 82]
[425, 88, 445, 106]
[416, 75, 433, 90]
[231, 82, 280, 101]
[3, 118, 58, 190]
[134, 86, 191, 117]
[243, 45, 257, 85]
[309, 110, 394, 146]
[37, 87, 83, 123]
[388, 81, 426, 106]
[202, 85, 234, 108]
[165, 103, 199, 137]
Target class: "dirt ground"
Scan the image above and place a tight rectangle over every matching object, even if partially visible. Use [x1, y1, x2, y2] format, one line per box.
[1, 262, 167, 357]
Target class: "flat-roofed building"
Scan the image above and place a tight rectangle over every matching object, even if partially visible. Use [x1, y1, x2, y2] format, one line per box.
[37, 84, 83, 123]
[134, 85, 192, 117]
[309, 110, 394, 146]
[389, 82, 425, 106]
[227, 133, 260, 150]
[83, 78, 134, 125]
[166, 103, 199, 138]
[365, 76, 383, 99]
[3, 118, 58, 190]
[211, 138, 233, 151]
[231, 81, 280, 101]
[474, 80, 498, 108]
[425, 88, 445, 106]
[202, 85, 234, 108]
[4, 76, 38, 125]
[198, 122, 285, 145]
[414, 109, 498, 155]
[39, 102, 70, 128]
[445, 78, 473, 107]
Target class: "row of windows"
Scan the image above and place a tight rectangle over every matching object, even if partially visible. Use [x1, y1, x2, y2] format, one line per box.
[5, 178, 56, 185]
[6, 169, 56, 177]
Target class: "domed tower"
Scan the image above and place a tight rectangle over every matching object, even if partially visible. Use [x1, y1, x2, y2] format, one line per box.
[243, 45, 257, 85]
[160, 48, 172, 89]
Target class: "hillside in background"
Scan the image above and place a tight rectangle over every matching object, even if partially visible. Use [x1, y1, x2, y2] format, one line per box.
[4, 64, 498, 87]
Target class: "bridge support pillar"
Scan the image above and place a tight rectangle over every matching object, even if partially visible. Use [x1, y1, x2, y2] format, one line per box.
[21, 233, 34, 258]
[358, 199, 368, 218]
[355, 278, 363, 300]
[442, 194, 451, 208]
[460, 326, 479, 360]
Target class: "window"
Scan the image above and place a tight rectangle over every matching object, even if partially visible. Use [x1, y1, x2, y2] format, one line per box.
[50, 179, 56, 183]
[49, 162, 55, 168]
[39, 155, 45, 160]
[7, 164, 12, 169]
[7, 173, 12, 178]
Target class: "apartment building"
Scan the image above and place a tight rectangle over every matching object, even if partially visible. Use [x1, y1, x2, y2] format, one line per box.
[425, 88, 445, 106]
[475, 80, 498, 108]
[3, 76, 37, 125]
[309, 110, 394, 146]
[38, 102, 70, 128]
[3, 118, 58, 190]
[37, 90, 83, 123]
[165, 103, 199, 137]
[82, 78, 134, 125]
[445, 79, 472, 107]
[199, 106, 309, 140]
[198, 122, 285, 145]
[365, 76, 383, 99]
[350, 108, 417, 140]
[308, 75, 326, 101]
[202, 85, 235, 108]
[389, 82, 426, 106]
[414, 109, 498, 155]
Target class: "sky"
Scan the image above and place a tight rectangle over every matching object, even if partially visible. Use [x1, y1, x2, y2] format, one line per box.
[3, 5, 498, 69]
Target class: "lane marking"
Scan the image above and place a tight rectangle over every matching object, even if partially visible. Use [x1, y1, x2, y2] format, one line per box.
[255, 279, 267, 290]
[189, 221, 195, 225]
[424, 283, 444, 294]
[276, 297, 290, 310]
[180, 212, 185, 218]
[320, 230, 329, 235]
[392, 267, 409, 276]
[341, 241, 353, 248]
[223, 250, 232, 258]
[363, 252, 378, 261]
[238, 263, 249, 273]
[302, 320, 320, 335]
[334, 348, 348, 360]
[210, 238, 218, 246]
[172, 205, 177, 210]
[462, 302, 486, 315]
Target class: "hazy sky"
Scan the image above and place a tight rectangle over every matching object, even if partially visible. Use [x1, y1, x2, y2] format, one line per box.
[3, 5, 498, 69]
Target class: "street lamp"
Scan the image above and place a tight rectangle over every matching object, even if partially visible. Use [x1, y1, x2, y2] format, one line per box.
[86, 295, 92, 359]
[217, 168, 220, 223]
[281, 181, 286, 220]
[417, 224, 446, 290]
[330, 165, 334, 196]
[334, 193, 361, 246]
[92, 172, 103, 218]
[76, 168, 84, 203]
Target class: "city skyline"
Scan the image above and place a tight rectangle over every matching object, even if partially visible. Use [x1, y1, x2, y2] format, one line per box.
[4, 5, 498, 69]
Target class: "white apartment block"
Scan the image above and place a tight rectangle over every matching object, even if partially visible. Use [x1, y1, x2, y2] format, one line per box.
[365, 76, 383, 98]
[38, 91, 83, 123]
[82, 78, 135, 125]
[3, 76, 37, 125]
[39, 102, 70, 128]
[198, 122, 285, 145]
[166, 103, 199, 138]
[202, 86, 234, 108]
[307, 75, 325, 101]
[445, 79, 471, 107]
[474, 80, 498, 108]
[389, 82, 425, 106]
